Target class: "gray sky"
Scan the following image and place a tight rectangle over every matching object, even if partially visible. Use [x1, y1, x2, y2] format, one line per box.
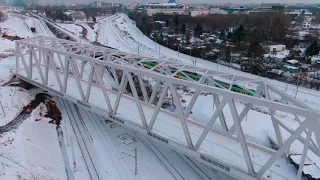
[40, 0, 320, 4]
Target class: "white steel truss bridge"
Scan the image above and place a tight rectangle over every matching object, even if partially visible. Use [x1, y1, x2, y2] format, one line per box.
[15, 36, 320, 180]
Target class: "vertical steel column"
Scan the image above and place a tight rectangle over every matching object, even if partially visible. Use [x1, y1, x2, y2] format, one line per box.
[169, 83, 193, 148]
[15, 43, 19, 73]
[28, 47, 33, 79]
[297, 130, 312, 180]
[63, 56, 70, 93]
[44, 50, 49, 85]
[85, 65, 95, 102]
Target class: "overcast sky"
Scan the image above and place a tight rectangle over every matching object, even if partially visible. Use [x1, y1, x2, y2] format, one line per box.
[40, 0, 320, 4]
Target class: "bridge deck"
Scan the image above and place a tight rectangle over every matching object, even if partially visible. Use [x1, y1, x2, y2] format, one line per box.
[17, 65, 296, 180]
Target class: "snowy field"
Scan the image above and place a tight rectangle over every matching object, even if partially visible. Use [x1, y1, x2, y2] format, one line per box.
[57, 23, 83, 37]
[0, 13, 67, 180]
[0, 100, 67, 180]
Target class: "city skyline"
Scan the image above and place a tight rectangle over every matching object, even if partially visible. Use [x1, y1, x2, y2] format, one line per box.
[39, 0, 320, 5]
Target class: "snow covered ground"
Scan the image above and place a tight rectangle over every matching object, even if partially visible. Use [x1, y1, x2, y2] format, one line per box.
[78, 23, 96, 42]
[0, 13, 67, 180]
[0, 13, 54, 60]
[0, 57, 66, 180]
[0, 100, 67, 180]
[57, 23, 83, 37]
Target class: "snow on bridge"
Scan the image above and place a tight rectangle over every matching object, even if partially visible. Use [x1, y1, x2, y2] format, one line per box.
[15, 36, 320, 180]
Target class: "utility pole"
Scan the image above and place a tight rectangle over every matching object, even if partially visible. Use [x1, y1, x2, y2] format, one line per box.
[71, 137, 77, 172]
[138, 40, 139, 54]
[285, 77, 289, 91]
[159, 44, 160, 59]
[295, 71, 301, 99]
[135, 147, 138, 175]
[217, 55, 219, 70]
[65, 120, 69, 147]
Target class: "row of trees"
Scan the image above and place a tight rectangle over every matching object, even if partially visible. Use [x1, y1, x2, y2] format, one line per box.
[37, 6, 119, 22]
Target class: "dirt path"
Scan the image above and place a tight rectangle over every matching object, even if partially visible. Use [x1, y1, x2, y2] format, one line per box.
[76, 24, 88, 41]
[0, 93, 49, 133]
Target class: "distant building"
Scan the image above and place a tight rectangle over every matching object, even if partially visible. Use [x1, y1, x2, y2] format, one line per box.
[94, 1, 101, 8]
[287, 11, 302, 18]
[247, 10, 279, 15]
[260, 3, 282, 7]
[222, 7, 249, 14]
[267, 45, 286, 53]
[210, 8, 228, 14]
[146, 9, 188, 16]
[190, 10, 210, 17]
[137, 3, 184, 10]
[138, 1, 187, 16]
[101, 2, 113, 8]
[303, 21, 311, 28]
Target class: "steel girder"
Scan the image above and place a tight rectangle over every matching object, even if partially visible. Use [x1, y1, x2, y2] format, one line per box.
[15, 37, 320, 180]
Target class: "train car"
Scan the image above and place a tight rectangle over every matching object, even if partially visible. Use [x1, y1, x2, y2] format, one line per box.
[140, 61, 255, 96]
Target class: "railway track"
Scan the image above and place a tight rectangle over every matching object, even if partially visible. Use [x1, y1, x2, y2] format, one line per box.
[58, 98, 102, 180]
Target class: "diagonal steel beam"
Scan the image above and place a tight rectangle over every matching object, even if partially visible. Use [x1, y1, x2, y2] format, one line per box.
[194, 98, 227, 150]
[149, 79, 160, 105]
[169, 83, 193, 148]
[257, 119, 310, 177]
[63, 56, 70, 93]
[47, 51, 63, 92]
[137, 75, 149, 102]
[148, 84, 169, 130]
[213, 94, 228, 133]
[276, 118, 318, 155]
[297, 129, 312, 180]
[113, 72, 127, 114]
[85, 64, 95, 102]
[127, 72, 148, 128]
[92, 63, 113, 113]
[227, 103, 252, 136]
[228, 98, 254, 176]
[69, 57, 85, 101]
[30, 47, 45, 84]
[183, 76, 206, 119]
[16, 43, 30, 76]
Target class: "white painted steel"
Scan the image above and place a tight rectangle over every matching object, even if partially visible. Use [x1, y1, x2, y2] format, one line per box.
[15, 37, 320, 180]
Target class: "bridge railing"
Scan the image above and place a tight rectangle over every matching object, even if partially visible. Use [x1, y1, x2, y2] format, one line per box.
[14, 37, 320, 180]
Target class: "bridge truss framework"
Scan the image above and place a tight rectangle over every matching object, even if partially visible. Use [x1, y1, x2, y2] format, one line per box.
[15, 36, 320, 180]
